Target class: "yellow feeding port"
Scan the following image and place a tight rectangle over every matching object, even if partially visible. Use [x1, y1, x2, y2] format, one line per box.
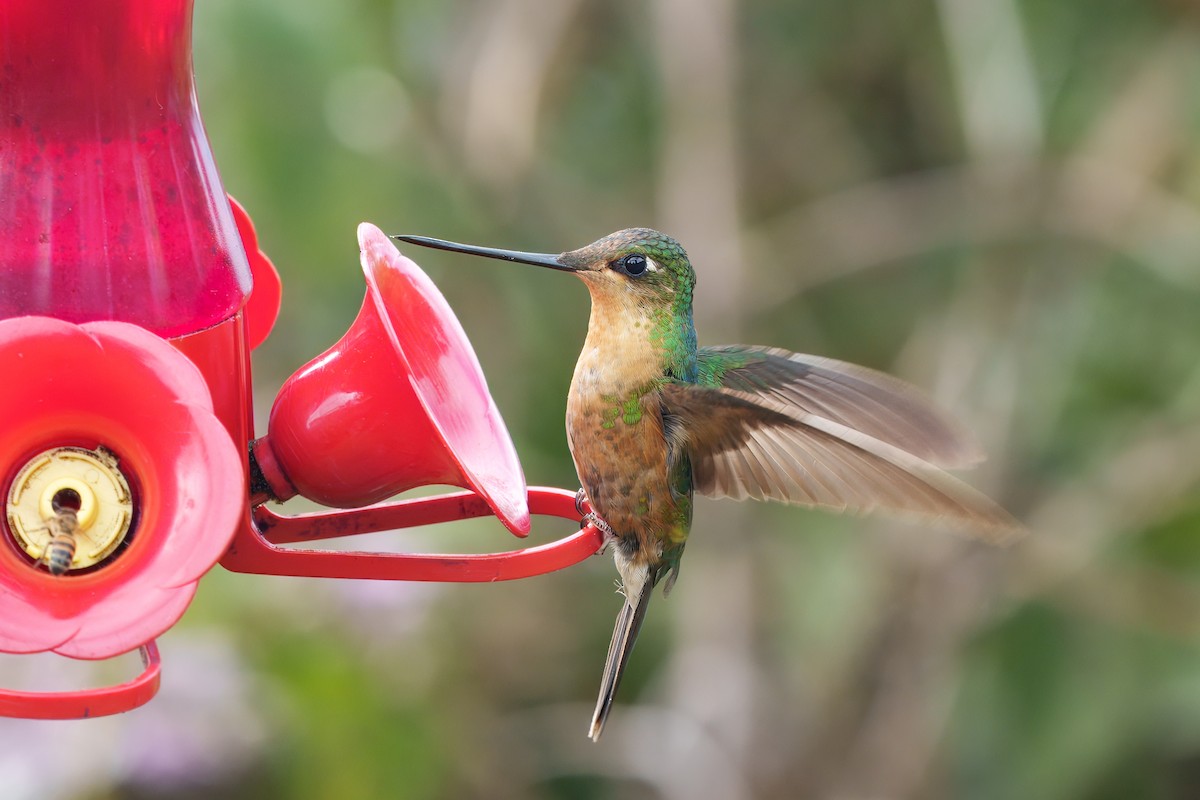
[6, 446, 135, 573]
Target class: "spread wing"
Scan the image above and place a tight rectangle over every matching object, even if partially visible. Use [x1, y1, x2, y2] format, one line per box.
[660, 381, 1022, 544]
[696, 346, 983, 469]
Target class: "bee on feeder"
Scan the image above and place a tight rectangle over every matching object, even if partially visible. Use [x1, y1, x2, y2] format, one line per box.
[42, 491, 81, 576]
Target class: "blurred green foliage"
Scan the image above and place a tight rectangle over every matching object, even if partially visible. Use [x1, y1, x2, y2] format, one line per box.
[38, 0, 1200, 798]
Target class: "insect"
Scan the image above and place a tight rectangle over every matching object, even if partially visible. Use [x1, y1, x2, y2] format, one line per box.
[42, 500, 80, 576]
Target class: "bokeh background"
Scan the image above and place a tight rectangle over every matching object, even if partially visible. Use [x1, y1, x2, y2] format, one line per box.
[5, 0, 1200, 797]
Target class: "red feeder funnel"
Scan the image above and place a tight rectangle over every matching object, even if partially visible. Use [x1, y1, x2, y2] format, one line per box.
[250, 224, 531, 535]
[223, 227, 604, 583]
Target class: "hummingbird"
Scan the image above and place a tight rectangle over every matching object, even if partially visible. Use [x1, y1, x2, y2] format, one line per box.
[393, 228, 1021, 741]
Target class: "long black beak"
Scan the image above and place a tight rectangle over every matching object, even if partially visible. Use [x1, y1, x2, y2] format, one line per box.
[392, 235, 575, 272]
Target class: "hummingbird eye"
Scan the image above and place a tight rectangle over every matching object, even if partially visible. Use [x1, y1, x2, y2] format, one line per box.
[617, 254, 648, 277]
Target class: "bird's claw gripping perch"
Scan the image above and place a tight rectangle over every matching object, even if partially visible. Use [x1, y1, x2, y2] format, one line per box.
[575, 488, 614, 542]
[582, 512, 614, 542]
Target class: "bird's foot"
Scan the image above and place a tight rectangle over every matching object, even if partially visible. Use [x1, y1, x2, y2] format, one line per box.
[576, 488, 614, 551]
[582, 511, 614, 543]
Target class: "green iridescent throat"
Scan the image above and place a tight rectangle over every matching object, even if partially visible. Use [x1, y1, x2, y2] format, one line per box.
[646, 282, 696, 380]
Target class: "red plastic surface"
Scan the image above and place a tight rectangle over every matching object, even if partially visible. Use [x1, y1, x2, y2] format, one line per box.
[0, 318, 244, 659]
[224, 486, 605, 581]
[0, 0, 251, 337]
[257, 224, 531, 535]
[0, 642, 161, 720]
[170, 313, 252, 456]
[228, 197, 282, 350]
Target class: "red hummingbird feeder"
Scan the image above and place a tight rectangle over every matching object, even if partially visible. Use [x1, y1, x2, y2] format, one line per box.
[0, 0, 604, 719]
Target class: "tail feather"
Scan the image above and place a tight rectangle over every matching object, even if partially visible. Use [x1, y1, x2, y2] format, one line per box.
[589, 580, 654, 741]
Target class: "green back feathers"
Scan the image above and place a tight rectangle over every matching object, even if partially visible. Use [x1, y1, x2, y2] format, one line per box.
[695, 348, 758, 388]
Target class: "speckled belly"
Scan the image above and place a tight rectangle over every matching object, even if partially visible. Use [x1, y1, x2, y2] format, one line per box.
[566, 389, 688, 559]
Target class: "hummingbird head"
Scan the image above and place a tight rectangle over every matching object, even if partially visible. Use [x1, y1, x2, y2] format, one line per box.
[393, 228, 699, 377]
[557, 228, 694, 307]
[392, 228, 695, 310]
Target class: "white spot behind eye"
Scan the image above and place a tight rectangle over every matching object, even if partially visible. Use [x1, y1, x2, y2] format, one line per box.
[645, 257, 660, 273]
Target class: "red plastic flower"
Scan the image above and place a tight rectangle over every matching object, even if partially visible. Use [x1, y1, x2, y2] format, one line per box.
[0, 317, 243, 659]
[228, 196, 281, 350]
